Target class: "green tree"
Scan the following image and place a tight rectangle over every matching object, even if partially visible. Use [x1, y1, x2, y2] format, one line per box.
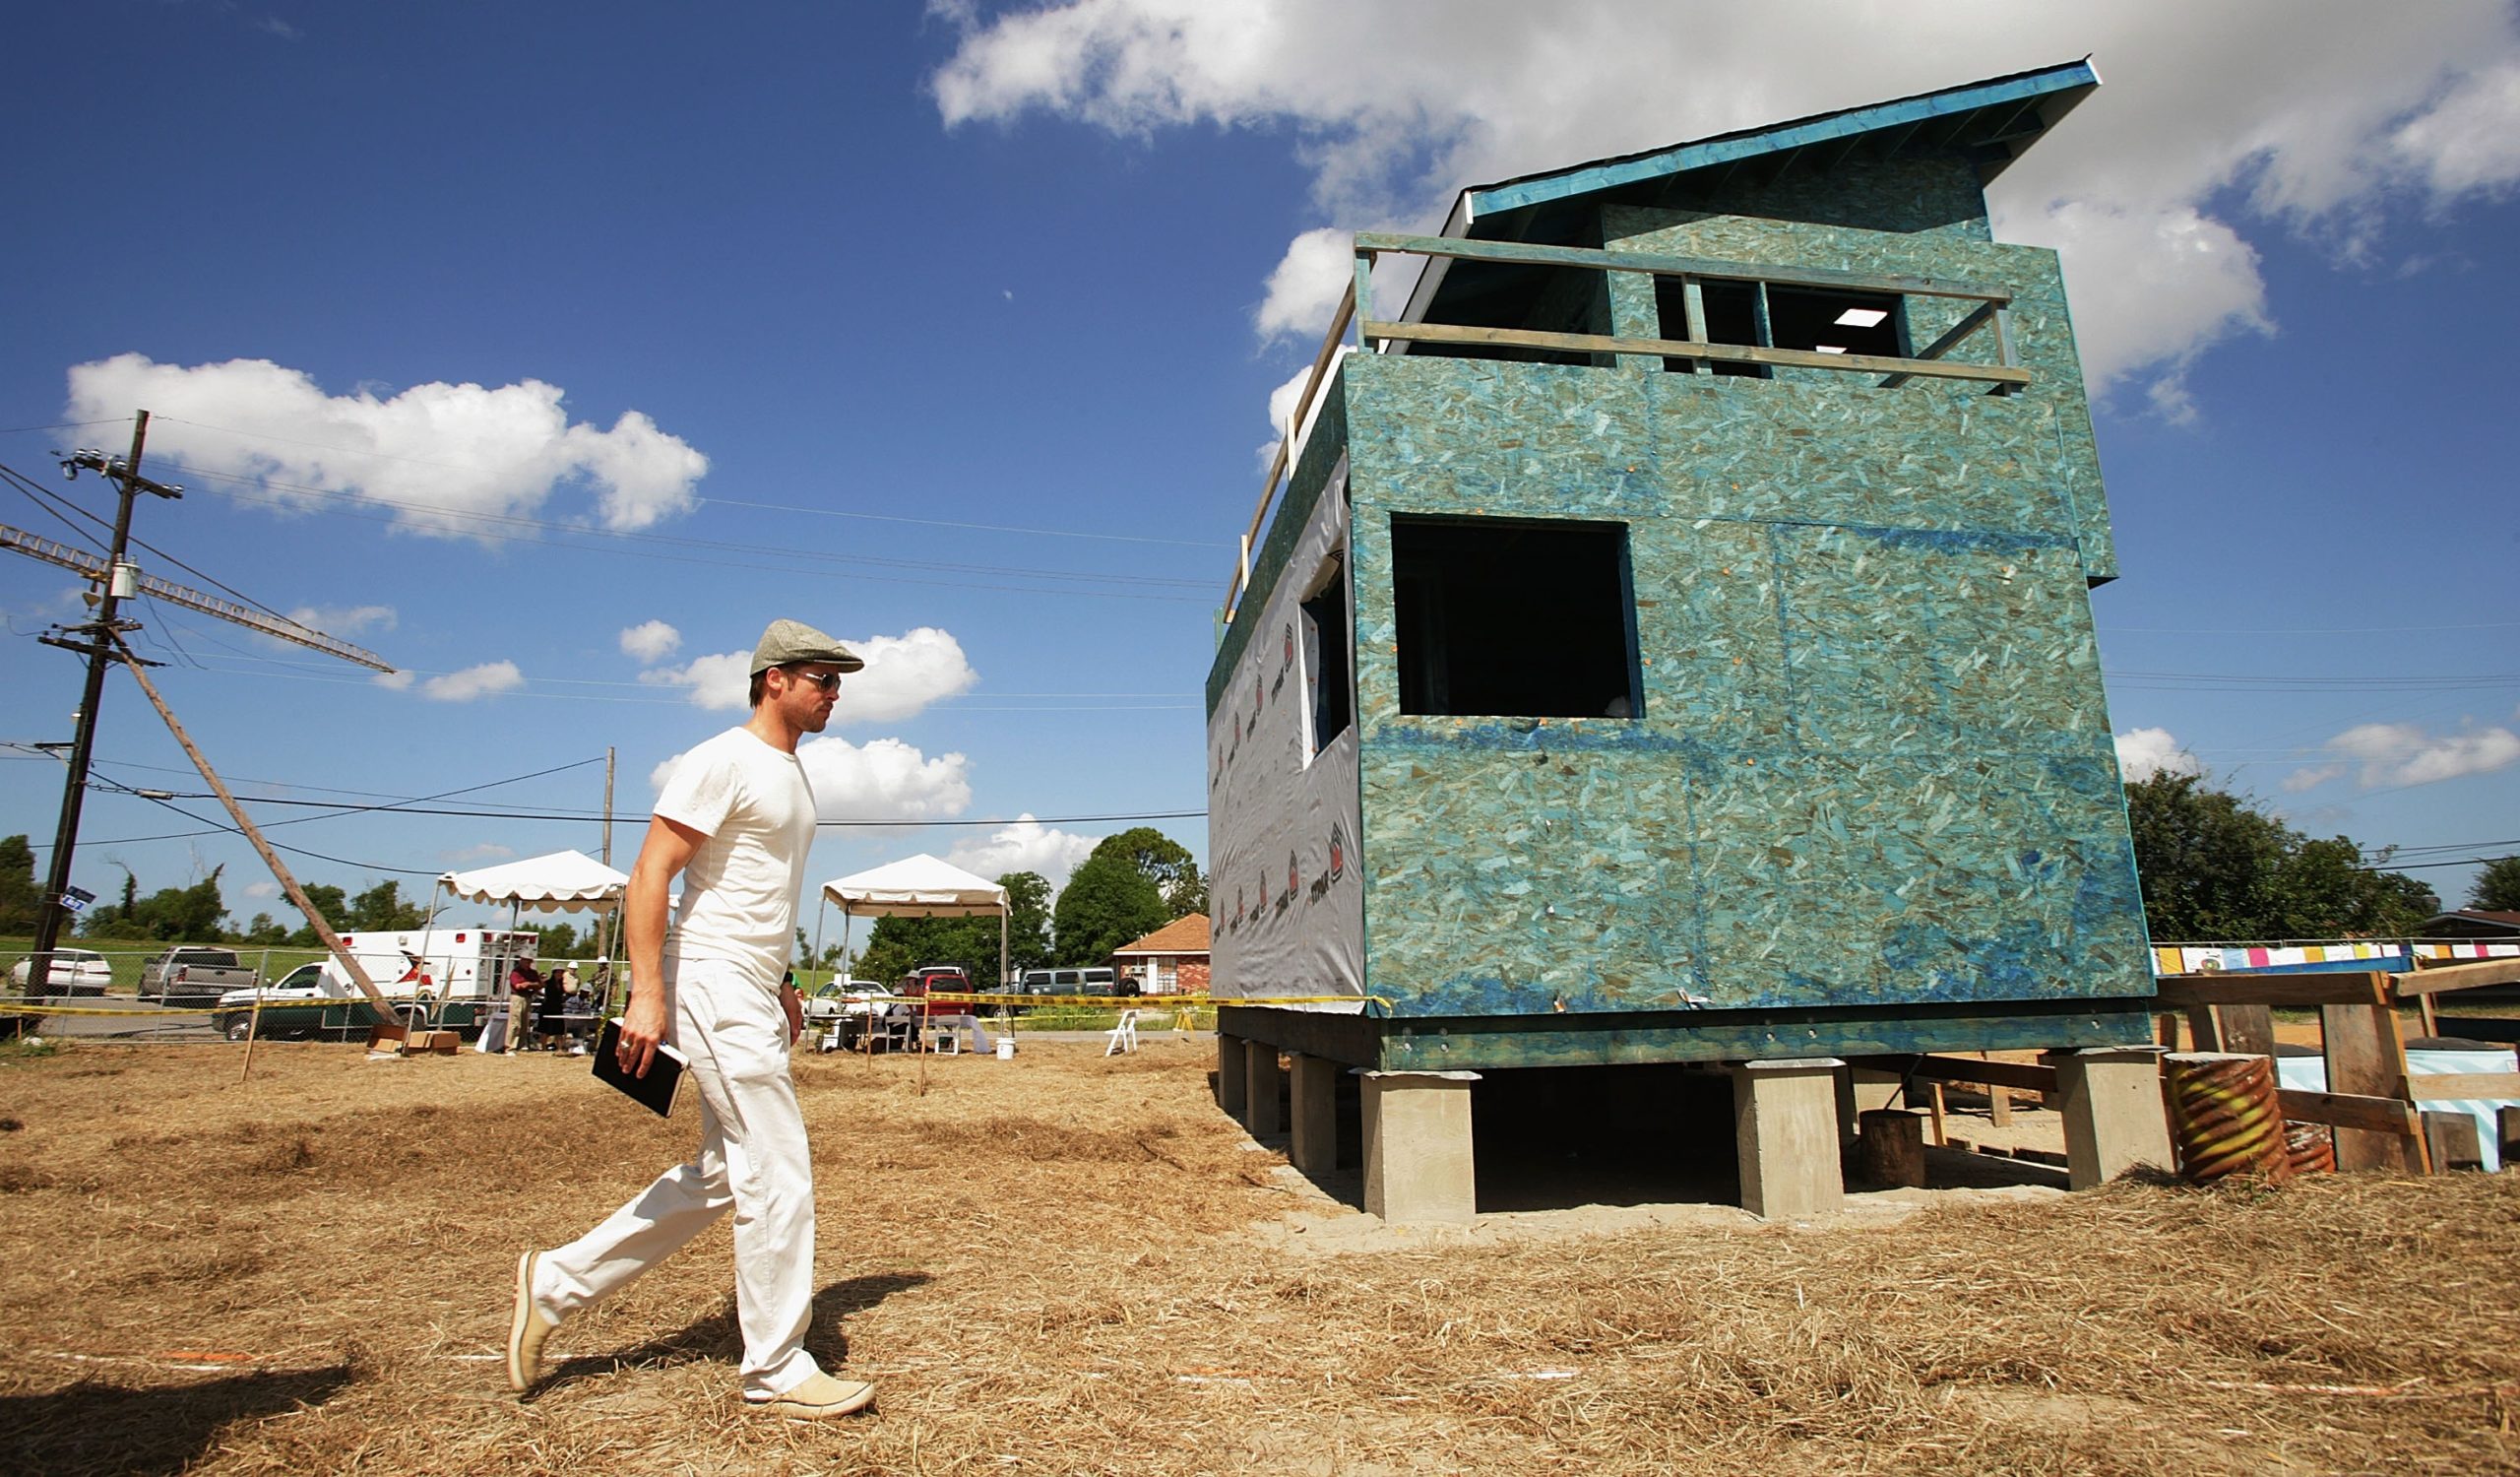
[78, 866, 228, 941]
[287, 883, 349, 946]
[240, 913, 290, 946]
[0, 835, 39, 933]
[1092, 826, 1207, 917]
[1053, 841, 1170, 966]
[2125, 772, 2435, 940]
[532, 922, 583, 959]
[347, 879, 428, 931]
[1001, 871, 1053, 972]
[2470, 856, 2520, 913]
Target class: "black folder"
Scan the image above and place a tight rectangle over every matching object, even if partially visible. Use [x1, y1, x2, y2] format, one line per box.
[592, 1018, 689, 1119]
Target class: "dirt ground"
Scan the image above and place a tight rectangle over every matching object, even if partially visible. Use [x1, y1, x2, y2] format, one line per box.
[2, 1034, 2516, 1475]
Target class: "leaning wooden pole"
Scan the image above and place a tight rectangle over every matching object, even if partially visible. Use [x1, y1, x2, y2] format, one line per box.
[115, 643, 404, 1038]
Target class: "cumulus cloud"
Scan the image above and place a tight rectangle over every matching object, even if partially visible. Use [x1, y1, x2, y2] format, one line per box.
[371, 669, 415, 691]
[650, 735, 975, 821]
[441, 843, 517, 866]
[2281, 763, 2344, 795]
[930, 1, 2520, 415]
[619, 619, 682, 663]
[417, 661, 525, 703]
[286, 604, 396, 636]
[945, 815, 1101, 890]
[837, 628, 981, 724]
[243, 880, 279, 899]
[639, 626, 977, 722]
[63, 354, 708, 538]
[2115, 726, 2203, 783]
[2325, 721, 2520, 789]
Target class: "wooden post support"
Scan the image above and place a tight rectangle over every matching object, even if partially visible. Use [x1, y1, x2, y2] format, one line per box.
[1244, 1043, 1283, 1137]
[2422, 1111, 2484, 1173]
[117, 645, 402, 1039]
[2322, 992, 2427, 1174]
[2049, 1046, 2174, 1189]
[1732, 1059, 1846, 1220]
[1216, 1033, 1248, 1117]
[1855, 1108, 1925, 1188]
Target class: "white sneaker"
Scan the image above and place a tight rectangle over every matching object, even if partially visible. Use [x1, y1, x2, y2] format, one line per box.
[507, 1250, 559, 1392]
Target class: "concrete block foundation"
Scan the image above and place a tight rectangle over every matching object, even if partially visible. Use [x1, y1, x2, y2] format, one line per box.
[1289, 1052, 1340, 1174]
[1732, 1058, 1846, 1220]
[2049, 1045, 2173, 1189]
[1358, 1069, 1480, 1224]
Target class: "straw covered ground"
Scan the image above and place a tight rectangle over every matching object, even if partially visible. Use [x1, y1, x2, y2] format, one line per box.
[1, 1036, 2515, 1475]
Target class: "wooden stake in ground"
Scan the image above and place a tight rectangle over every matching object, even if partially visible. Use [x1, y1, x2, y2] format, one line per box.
[115, 643, 404, 1056]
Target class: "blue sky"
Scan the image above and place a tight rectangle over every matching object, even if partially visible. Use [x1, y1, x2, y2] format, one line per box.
[3, 2, 2515, 940]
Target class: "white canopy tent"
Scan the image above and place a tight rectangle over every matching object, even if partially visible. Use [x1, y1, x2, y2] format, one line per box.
[439, 850, 630, 912]
[815, 854, 1009, 992]
[435, 850, 632, 1019]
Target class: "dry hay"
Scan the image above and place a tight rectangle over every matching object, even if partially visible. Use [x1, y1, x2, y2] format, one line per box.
[0, 1038, 2515, 1475]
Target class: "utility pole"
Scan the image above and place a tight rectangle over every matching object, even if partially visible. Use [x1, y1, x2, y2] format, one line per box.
[27, 413, 180, 995]
[600, 746, 616, 867]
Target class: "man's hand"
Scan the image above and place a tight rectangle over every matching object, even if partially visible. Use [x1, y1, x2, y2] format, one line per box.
[781, 982, 803, 1045]
[618, 988, 668, 1078]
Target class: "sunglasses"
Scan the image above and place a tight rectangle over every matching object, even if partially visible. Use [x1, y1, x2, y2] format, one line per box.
[784, 668, 844, 692]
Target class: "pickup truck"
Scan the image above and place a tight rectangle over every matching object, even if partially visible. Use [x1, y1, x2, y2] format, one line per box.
[140, 946, 259, 1004]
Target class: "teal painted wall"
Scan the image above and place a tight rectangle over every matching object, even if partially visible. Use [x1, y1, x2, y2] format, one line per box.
[1205, 150, 2151, 1029]
[1318, 154, 2146, 1020]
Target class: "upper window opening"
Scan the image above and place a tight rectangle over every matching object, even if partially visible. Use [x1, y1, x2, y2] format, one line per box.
[1765, 286, 1904, 358]
[1392, 516, 1640, 720]
[1407, 261, 1606, 367]
[1300, 555, 1353, 757]
[1655, 277, 1770, 377]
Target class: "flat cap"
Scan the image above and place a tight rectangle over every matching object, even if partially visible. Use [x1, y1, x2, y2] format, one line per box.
[750, 618, 864, 676]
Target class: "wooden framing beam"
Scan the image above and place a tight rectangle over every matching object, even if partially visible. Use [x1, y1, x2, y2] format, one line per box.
[1352, 230, 2013, 304]
[1858, 1053, 2058, 1094]
[2404, 1072, 2520, 1102]
[2154, 972, 2392, 1008]
[1224, 275, 1355, 617]
[1360, 319, 2030, 388]
[1878, 300, 1997, 388]
[2395, 956, 2520, 995]
[2278, 1088, 2419, 1137]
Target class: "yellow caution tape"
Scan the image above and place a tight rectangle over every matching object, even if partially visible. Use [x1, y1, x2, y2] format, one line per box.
[922, 993, 1389, 1012]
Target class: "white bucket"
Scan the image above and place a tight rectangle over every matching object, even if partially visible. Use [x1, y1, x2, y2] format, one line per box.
[995, 1036, 1015, 1060]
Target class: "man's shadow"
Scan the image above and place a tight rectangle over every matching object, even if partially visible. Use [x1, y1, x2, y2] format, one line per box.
[536, 1271, 930, 1394]
[0, 1364, 356, 1477]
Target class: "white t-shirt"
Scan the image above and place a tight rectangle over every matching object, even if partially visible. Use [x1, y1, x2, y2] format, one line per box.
[654, 727, 817, 984]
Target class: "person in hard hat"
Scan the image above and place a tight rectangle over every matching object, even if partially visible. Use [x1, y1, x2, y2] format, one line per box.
[508, 618, 873, 1420]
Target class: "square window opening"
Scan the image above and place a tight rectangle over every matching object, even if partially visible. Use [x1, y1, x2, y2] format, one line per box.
[1765, 286, 1905, 358]
[1655, 277, 1770, 377]
[1299, 554, 1354, 758]
[1392, 515, 1640, 719]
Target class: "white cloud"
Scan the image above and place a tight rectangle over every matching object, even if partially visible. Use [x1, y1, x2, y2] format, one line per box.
[243, 880, 279, 899]
[619, 619, 682, 663]
[1256, 225, 1358, 341]
[418, 661, 525, 703]
[837, 627, 980, 724]
[63, 353, 708, 538]
[286, 604, 396, 636]
[371, 669, 415, 691]
[2115, 727, 2203, 783]
[931, 1, 2520, 415]
[638, 626, 977, 723]
[2326, 721, 2520, 789]
[650, 735, 975, 821]
[441, 843, 517, 866]
[640, 650, 752, 711]
[945, 815, 1101, 890]
[2281, 763, 2343, 795]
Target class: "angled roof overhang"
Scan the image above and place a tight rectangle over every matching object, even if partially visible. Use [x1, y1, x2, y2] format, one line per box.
[1396, 59, 2098, 332]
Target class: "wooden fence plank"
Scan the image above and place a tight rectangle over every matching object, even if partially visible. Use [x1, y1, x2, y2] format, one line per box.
[2403, 1071, 2520, 1102]
[2156, 972, 2391, 1008]
[2324, 1000, 2428, 1173]
[2394, 957, 2520, 995]
[1358, 320, 2033, 386]
[2276, 1088, 2419, 1136]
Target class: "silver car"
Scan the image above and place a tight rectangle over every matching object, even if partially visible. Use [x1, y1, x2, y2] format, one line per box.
[10, 948, 114, 996]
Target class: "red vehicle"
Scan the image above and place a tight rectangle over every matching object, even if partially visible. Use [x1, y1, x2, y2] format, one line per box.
[896, 964, 977, 1019]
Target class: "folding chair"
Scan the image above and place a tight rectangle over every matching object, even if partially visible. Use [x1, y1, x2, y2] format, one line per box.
[1103, 1007, 1141, 1057]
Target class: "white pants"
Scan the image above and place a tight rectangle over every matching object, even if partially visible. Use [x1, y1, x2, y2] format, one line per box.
[533, 958, 821, 1398]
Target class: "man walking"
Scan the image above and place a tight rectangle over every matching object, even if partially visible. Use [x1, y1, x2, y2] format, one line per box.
[509, 618, 873, 1419]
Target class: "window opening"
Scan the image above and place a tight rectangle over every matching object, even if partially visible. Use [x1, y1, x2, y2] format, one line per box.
[1300, 553, 1353, 757]
[1764, 286, 1905, 358]
[1392, 515, 1640, 720]
[1655, 277, 1769, 377]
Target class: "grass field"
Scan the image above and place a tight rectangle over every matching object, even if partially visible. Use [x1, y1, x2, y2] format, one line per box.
[1, 1034, 2515, 1474]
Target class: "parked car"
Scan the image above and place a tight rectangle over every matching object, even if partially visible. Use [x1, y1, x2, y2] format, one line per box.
[140, 946, 259, 1004]
[10, 947, 113, 996]
[899, 964, 977, 1018]
[801, 979, 896, 1049]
